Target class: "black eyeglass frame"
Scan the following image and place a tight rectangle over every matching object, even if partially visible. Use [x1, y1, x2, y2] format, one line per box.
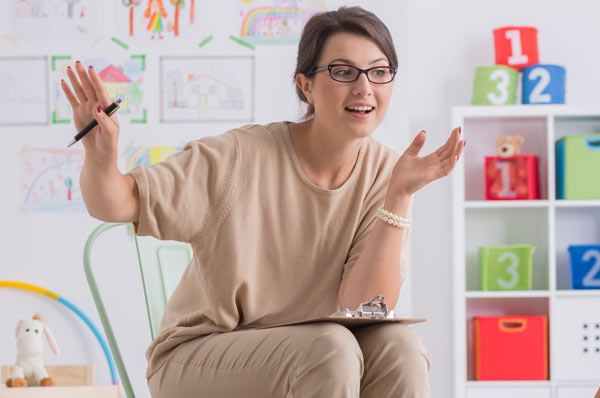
[310, 64, 398, 84]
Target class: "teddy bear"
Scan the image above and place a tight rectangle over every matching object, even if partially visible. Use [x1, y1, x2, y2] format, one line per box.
[5, 314, 60, 388]
[487, 135, 529, 198]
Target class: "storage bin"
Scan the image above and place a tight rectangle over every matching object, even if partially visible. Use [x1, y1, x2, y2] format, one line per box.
[556, 134, 600, 199]
[473, 315, 548, 380]
[568, 245, 600, 289]
[479, 244, 535, 290]
[484, 155, 540, 200]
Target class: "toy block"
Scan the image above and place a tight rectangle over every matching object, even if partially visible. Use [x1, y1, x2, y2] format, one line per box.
[522, 64, 566, 104]
[472, 65, 519, 105]
[493, 26, 539, 70]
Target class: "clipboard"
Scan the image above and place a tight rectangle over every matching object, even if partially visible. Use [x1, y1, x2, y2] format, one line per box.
[242, 295, 426, 330]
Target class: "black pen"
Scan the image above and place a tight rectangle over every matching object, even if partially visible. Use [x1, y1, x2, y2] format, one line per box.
[67, 98, 122, 147]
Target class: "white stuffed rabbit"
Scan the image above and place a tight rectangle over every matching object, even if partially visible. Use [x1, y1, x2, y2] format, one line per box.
[5, 314, 60, 388]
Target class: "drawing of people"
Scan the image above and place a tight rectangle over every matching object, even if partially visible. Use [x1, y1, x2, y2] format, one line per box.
[144, 0, 167, 39]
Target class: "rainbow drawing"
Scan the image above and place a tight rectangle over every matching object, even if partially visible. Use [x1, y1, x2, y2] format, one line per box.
[240, 6, 307, 44]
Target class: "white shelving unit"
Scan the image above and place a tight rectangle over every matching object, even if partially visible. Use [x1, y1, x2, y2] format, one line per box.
[452, 105, 600, 398]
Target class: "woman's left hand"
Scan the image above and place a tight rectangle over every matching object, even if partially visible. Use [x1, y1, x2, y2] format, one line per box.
[388, 127, 465, 197]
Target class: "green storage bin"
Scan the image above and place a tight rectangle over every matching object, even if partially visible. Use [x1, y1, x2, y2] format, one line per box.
[479, 244, 535, 290]
[556, 134, 600, 199]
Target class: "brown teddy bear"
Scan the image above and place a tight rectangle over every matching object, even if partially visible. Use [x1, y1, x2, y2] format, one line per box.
[487, 135, 529, 197]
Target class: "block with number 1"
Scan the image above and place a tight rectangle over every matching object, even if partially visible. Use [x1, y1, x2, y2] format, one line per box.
[479, 244, 535, 290]
[493, 26, 539, 71]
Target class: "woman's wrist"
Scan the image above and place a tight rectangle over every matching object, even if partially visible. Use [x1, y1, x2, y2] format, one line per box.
[383, 189, 411, 219]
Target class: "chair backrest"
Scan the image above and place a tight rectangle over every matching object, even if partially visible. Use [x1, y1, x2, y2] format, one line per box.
[83, 222, 192, 398]
[134, 234, 192, 340]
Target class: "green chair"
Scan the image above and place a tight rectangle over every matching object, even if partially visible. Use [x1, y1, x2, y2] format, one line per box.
[83, 222, 192, 398]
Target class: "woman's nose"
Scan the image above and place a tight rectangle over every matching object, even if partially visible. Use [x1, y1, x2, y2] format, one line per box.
[351, 73, 373, 96]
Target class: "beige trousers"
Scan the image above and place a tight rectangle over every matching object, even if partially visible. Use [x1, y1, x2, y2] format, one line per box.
[148, 322, 430, 398]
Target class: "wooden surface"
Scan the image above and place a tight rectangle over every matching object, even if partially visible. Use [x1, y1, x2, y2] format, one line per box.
[1, 365, 95, 386]
[0, 385, 121, 398]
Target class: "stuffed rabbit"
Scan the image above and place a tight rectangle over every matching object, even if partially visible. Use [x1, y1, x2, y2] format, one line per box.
[5, 314, 60, 388]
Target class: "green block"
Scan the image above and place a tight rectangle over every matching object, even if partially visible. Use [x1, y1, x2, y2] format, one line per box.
[471, 65, 518, 105]
[556, 134, 600, 199]
[479, 244, 535, 290]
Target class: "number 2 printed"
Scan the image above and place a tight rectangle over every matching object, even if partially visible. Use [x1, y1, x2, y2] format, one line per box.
[528, 67, 551, 103]
[582, 249, 600, 288]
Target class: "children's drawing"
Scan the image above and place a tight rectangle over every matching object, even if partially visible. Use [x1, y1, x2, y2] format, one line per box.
[10, 0, 98, 44]
[19, 147, 86, 212]
[160, 56, 254, 123]
[238, 0, 325, 45]
[116, 0, 207, 44]
[122, 144, 183, 172]
[0, 57, 49, 125]
[52, 55, 146, 124]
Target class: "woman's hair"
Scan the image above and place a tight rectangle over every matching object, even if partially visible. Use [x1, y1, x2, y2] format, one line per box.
[294, 6, 398, 120]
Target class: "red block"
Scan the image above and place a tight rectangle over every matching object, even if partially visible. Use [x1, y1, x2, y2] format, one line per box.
[493, 26, 539, 70]
[485, 155, 540, 200]
[474, 316, 548, 380]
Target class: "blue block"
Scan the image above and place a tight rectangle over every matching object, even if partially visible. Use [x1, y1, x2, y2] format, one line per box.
[522, 64, 566, 104]
[568, 245, 600, 289]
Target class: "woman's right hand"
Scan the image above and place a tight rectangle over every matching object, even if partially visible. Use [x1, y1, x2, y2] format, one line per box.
[60, 61, 120, 157]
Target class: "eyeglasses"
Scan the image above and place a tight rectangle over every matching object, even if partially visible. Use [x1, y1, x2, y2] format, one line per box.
[311, 64, 397, 84]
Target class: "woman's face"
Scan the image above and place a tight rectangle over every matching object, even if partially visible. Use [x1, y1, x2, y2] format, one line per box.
[304, 32, 394, 138]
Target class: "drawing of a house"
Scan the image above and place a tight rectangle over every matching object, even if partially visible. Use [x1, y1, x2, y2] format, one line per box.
[181, 74, 243, 110]
[99, 65, 131, 112]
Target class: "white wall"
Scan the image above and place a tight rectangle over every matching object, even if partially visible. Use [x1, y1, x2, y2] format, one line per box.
[0, 2, 409, 398]
[407, 0, 600, 395]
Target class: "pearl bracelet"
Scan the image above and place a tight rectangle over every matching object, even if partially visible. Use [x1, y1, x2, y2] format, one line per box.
[376, 206, 411, 229]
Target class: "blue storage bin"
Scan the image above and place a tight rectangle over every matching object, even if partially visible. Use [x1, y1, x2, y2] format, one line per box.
[568, 245, 600, 289]
[522, 64, 565, 104]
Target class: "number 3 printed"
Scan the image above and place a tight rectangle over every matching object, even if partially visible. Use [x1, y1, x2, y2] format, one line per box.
[497, 251, 520, 289]
[487, 69, 510, 105]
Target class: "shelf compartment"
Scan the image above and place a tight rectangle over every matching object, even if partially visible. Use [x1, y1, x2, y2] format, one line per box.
[466, 297, 550, 382]
[465, 207, 549, 291]
[555, 207, 600, 290]
[463, 116, 549, 201]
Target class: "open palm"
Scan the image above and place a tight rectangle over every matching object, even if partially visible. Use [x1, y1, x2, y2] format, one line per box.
[389, 127, 465, 196]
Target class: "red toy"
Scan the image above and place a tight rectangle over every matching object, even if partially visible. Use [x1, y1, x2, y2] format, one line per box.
[485, 155, 540, 200]
[493, 26, 539, 71]
[473, 315, 548, 380]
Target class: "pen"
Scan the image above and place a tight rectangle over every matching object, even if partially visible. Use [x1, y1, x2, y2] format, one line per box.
[67, 98, 122, 147]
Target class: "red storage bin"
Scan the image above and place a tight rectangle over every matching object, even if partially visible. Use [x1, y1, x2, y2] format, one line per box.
[473, 315, 548, 380]
[484, 155, 540, 200]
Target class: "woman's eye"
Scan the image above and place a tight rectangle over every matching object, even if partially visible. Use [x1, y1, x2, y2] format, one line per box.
[334, 69, 351, 76]
[372, 69, 386, 76]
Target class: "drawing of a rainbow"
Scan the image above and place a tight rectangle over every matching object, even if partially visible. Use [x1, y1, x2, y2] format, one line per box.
[240, 7, 304, 43]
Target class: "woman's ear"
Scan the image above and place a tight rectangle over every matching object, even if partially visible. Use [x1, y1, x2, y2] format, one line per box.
[295, 73, 314, 104]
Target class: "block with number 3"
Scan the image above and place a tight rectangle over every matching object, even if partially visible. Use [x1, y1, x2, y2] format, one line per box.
[493, 26, 539, 70]
[472, 65, 518, 105]
[479, 244, 535, 290]
[522, 64, 566, 104]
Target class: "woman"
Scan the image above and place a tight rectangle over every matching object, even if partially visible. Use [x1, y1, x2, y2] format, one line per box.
[62, 6, 464, 397]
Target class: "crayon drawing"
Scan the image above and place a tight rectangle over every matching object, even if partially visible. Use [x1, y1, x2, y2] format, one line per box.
[122, 144, 184, 172]
[52, 55, 146, 124]
[116, 0, 208, 45]
[160, 55, 254, 123]
[0, 57, 49, 126]
[10, 0, 97, 44]
[19, 147, 86, 212]
[238, 0, 325, 45]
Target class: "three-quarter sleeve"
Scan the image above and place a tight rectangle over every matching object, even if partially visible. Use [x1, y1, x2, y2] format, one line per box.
[128, 130, 239, 243]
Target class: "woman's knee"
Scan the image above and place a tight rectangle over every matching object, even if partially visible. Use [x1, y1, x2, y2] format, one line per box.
[295, 322, 364, 379]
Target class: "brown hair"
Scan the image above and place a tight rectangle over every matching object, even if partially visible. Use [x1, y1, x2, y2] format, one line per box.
[294, 6, 398, 120]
